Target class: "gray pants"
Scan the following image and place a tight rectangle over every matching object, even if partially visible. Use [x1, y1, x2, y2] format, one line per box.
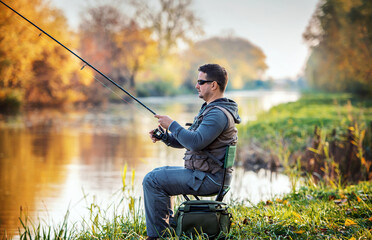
[142, 166, 227, 237]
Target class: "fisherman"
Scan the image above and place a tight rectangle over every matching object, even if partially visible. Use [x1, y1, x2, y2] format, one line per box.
[143, 63, 241, 239]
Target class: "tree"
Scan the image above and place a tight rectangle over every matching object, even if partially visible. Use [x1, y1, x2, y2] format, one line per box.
[114, 21, 157, 88]
[79, 4, 125, 104]
[304, 0, 372, 95]
[182, 36, 268, 90]
[0, 0, 92, 108]
[0, 0, 47, 90]
[79, 4, 157, 103]
[130, 0, 203, 57]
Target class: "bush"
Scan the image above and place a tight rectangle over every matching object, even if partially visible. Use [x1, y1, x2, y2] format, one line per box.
[0, 88, 23, 113]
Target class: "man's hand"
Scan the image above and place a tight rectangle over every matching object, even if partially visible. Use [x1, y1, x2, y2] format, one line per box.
[149, 129, 161, 143]
[154, 115, 173, 130]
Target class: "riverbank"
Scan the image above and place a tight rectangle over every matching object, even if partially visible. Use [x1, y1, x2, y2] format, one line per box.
[12, 181, 372, 239]
[238, 93, 372, 184]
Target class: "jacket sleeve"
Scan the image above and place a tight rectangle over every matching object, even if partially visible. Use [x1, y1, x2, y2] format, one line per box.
[161, 132, 184, 148]
[168, 108, 228, 151]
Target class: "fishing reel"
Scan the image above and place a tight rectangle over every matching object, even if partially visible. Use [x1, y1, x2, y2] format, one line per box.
[152, 126, 166, 140]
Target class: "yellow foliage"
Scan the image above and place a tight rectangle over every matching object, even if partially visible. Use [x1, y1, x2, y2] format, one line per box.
[114, 23, 158, 83]
[122, 163, 128, 189]
[137, 54, 184, 87]
[0, 0, 93, 106]
[129, 196, 135, 213]
[131, 168, 135, 188]
[345, 218, 357, 226]
[232, 75, 243, 89]
[293, 212, 302, 220]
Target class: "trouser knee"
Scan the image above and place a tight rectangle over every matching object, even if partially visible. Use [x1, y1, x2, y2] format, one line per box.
[142, 171, 155, 190]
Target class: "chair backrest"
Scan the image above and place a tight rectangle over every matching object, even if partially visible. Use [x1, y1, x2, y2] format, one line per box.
[224, 145, 236, 169]
[184, 145, 237, 202]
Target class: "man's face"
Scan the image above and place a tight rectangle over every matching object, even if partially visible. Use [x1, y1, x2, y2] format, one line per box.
[195, 71, 213, 100]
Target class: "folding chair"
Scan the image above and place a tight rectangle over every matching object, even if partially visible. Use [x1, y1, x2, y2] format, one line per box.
[183, 145, 237, 202]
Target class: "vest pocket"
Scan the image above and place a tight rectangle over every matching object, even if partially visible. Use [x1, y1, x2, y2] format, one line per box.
[192, 155, 209, 172]
[184, 154, 210, 172]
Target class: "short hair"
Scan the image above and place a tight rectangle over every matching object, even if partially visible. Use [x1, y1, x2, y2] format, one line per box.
[198, 64, 228, 92]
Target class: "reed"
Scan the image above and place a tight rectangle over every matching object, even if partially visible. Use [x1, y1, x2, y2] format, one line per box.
[8, 175, 372, 239]
[238, 93, 372, 185]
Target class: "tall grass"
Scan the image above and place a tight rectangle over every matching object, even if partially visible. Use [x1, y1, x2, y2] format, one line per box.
[9, 165, 145, 240]
[5, 170, 372, 239]
[238, 93, 372, 185]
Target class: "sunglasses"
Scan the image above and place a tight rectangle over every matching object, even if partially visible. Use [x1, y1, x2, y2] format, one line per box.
[197, 79, 215, 85]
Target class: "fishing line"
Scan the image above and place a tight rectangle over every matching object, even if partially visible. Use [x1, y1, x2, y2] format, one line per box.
[0, 0, 157, 116]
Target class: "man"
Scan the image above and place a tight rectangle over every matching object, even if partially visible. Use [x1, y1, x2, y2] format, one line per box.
[143, 63, 241, 239]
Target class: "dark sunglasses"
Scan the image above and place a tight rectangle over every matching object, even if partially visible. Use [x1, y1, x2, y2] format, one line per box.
[197, 79, 214, 85]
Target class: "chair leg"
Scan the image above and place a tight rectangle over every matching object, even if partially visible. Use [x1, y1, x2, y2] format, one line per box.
[193, 195, 200, 200]
[182, 194, 190, 201]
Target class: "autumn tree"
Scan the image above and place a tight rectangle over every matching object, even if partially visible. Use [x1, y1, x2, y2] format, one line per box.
[79, 4, 123, 104]
[114, 21, 157, 89]
[130, 0, 203, 57]
[182, 36, 268, 90]
[0, 0, 92, 108]
[304, 0, 372, 95]
[79, 3, 157, 103]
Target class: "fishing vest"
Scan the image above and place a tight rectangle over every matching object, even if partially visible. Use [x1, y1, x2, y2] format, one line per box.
[183, 105, 238, 174]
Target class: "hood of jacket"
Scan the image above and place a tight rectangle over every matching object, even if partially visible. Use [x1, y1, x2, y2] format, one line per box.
[202, 98, 241, 124]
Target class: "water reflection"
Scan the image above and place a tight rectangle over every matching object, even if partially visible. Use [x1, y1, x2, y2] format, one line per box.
[0, 90, 300, 237]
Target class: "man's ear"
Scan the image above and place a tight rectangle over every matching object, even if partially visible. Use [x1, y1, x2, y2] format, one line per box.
[212, 81, 219, 91]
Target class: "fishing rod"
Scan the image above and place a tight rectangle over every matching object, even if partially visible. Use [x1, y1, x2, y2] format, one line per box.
[0, 0, 157, 115]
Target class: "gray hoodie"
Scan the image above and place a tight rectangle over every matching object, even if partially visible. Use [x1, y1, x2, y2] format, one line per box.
[166, 97, 241, 152]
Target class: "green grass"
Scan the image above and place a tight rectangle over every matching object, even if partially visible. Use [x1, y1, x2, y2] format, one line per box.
[238, 93, 372, 152]
[10, 181, 372, 239]
[229, 181, 372, 239]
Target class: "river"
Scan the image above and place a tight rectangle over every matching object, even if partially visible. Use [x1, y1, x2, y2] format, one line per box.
[0, 89, 300, 238]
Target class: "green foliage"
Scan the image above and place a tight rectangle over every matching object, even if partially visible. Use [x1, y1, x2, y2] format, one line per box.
[304, 0, 372, 95]
[239, 93, 372, 152]
[238, 93, 372, 184]
[136, 80, 178, 97]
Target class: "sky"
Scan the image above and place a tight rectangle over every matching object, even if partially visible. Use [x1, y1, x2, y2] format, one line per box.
[50, 0, 319, 80]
